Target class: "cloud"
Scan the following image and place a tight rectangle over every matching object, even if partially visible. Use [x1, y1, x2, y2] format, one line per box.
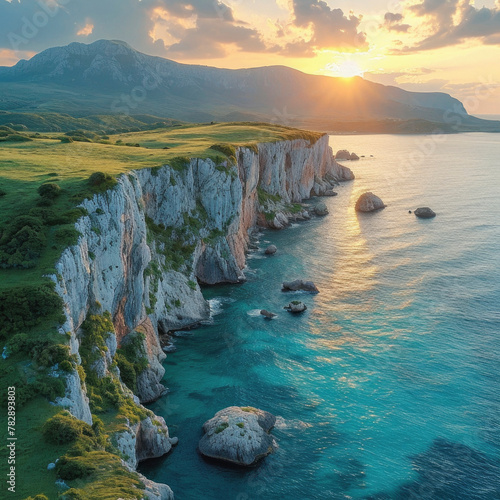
[289, 0, 368, 52]
[77, 22, 94, 37]
[0, 48, 35, 66]
[364, 68, 437, 88]
[383, 12, 411, 32]
[405, 0, 500, 50]
[164, 18, 267, 58]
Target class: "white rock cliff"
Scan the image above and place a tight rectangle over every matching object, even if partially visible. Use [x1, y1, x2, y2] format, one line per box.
[50, 135, 353, 497]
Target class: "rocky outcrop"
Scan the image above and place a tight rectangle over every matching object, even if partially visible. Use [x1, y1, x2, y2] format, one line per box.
[54, 371, 92, 425]
[198, 406, 276, 466]
[335, 150, 351, 160]
[415, 207, 436, 218]
[350, 152, 360, 161]
[115, 415, 174, 470]
[355, 192, 386, 212]
[140, 474, 175, 500]
[282, 280, 319, 293]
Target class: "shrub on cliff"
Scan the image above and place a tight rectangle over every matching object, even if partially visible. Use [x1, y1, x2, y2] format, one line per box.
[87, 171, 117, 193]
[57, 456, 96, 480]
[38, 183, 61, 199]
[43, 412, 94, 445]
[0, 283, 63, 338]
[0, 215, 46, 268]
[33, 343, 71, 368]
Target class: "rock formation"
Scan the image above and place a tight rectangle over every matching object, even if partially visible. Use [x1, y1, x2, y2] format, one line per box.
[355, 192, 386, 212]
[350, 152, 360, 160]
[414, 207, 436, 218]
[282, 280, 319, 293]
[198, 406, 276, 466]
[335, 150, 351, 160]
[285, 301, 307, 313]
[265, 245, 277, 255]
[314, 203, 329, 216]
[260, 310, 277, 319]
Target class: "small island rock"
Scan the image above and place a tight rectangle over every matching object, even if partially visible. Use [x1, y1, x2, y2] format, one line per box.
[314, 203, 329, 216]
[355, 192, 386, 213]
[282, 280, 319, 293]
[335, 150, 351, 160]
[414, 207, 436, 219]
[265, 245, 277, 255]
[350, 152, 360, 160]
[199, 406, 276, 466]
[260, 310, 277, 319]
[285, 301, 307, 313]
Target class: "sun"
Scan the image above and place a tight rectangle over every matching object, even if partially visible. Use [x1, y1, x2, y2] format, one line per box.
[326, 60, 365, 78]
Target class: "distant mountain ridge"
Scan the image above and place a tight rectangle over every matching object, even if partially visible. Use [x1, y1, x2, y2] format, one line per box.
[0, 39, 498, 133]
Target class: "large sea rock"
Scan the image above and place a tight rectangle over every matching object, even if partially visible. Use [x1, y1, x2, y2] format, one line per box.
[355, 192, 386, 212]
[199, 406, 276, 466]
[335, 150, 351, 160]
[414, 207, 436, 219]
[282, 280, 319, 293]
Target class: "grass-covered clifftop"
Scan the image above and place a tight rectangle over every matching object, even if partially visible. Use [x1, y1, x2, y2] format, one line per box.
[0, 121, 323, 499]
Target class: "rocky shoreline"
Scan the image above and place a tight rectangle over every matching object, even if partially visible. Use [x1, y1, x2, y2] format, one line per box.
[50, 135, 354, 497]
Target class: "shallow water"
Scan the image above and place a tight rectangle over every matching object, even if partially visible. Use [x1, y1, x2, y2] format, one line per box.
[141, 133, 500, 500]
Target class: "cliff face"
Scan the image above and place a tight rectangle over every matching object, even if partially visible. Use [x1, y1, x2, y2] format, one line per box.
[51, 134, 352, 496]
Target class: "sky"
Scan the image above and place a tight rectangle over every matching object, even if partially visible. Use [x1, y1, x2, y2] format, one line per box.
[1, 0, 499, 113]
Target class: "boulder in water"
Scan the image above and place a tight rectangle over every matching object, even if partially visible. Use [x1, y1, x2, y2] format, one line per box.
[314, 202, 329, 216]
[199, 406, 276, 466]
[260, 310, 277, 319]
[414, 207, 436, 219]
[355, 192, 386, 212]
[282, 280, 319, 293]
[350, 152, 360, 160]
[264, 245, 277, 255]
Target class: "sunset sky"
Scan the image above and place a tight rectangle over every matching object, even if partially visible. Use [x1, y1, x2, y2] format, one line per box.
[1, 0, 499, 113]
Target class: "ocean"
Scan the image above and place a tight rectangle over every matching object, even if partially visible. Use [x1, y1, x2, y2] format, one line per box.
[140, 133, 500, 499]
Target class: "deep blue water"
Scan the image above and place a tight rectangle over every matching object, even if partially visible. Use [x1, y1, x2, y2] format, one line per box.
[141, 133, 500, 499]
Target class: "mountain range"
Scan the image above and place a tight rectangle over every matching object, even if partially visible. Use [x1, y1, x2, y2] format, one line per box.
[0, 39, 498, 133]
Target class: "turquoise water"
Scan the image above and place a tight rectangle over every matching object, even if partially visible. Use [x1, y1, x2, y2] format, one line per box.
[141, 133, 500, 499]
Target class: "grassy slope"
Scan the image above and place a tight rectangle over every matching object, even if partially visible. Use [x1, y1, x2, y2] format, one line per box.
[0, 122, 322, 292]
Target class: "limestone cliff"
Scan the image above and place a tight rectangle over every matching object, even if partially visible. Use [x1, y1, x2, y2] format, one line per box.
[50, 134, 353, 497]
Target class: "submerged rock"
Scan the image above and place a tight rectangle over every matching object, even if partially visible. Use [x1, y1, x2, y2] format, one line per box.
[355, 192, 386, 212]
[199, 406, 276, 466]
[285, 301, 307, 313]
[314, 203, 329, 216]
[414, 207, 436, 219]
[260, 310, 277, 319]
[282, 280, 319, 293]
[265, 245, 277, 255]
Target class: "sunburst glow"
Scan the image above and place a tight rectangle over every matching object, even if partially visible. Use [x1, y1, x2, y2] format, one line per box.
[326, 60, 365, 78]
